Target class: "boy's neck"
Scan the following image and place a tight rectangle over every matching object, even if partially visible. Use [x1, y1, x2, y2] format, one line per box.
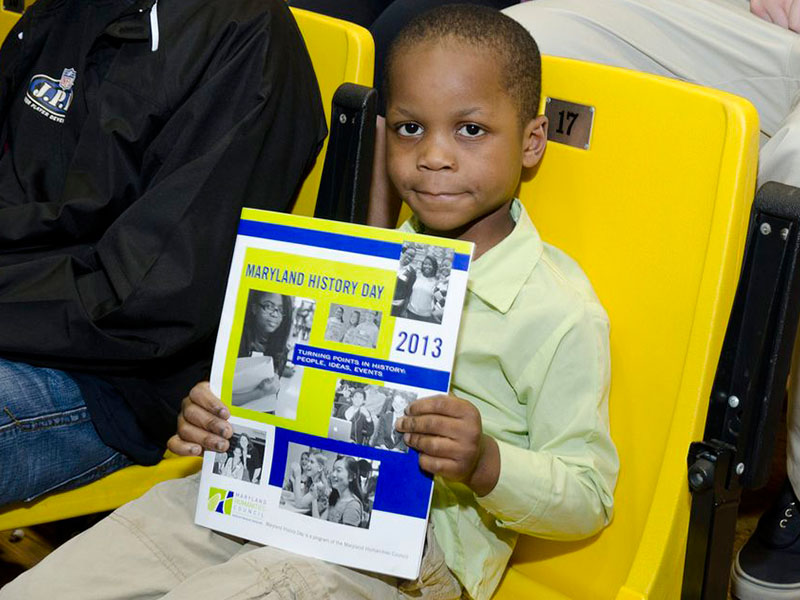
[421, 199, 515, 260]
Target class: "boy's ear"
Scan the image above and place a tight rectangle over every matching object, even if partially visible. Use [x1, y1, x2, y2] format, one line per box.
[521, 115, 548, 169]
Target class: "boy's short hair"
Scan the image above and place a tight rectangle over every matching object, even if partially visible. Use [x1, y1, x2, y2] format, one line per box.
[385, 4, 542, 124]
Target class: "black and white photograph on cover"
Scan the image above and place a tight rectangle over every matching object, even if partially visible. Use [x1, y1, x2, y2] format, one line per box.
[390, 242, 454, 324]
[329, 378, 415, 452]
[232, 290, 314, 419]
[293, 299, 314, 341]
[212, 423, 267, 484]
[324, 303, 382, 349]
[279, 442, 380, 529]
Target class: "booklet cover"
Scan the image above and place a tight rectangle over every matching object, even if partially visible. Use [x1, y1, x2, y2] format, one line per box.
[194, 209, 473, 579]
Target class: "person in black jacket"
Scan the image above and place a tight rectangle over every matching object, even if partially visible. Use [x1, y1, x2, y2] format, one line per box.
[0, 0, 326, 507]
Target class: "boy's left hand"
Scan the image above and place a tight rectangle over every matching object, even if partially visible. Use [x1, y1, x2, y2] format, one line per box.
[396, 394, 500, 497]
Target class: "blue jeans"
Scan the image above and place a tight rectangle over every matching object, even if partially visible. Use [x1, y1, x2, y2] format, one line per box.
[0, 358, 132, 506]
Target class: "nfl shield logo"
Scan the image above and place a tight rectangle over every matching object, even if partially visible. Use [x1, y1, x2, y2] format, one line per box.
[59, 68, 76, 91]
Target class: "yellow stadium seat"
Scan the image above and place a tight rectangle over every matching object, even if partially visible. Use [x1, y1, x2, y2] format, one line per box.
[395, 54, 758, 599]
[290, 8, 374, 217]
[0, 7, 374, 532]
[0, 2, 29, 37]
[497, 57, 759, 599]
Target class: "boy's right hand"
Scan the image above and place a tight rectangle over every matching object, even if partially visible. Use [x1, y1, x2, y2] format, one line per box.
[167, 382, 232, 456]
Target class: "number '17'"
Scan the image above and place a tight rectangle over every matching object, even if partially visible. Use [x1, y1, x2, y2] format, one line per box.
[556, 110, 579, 136]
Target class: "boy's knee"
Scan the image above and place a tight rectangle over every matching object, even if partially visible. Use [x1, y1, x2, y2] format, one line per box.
[239, 547, 331, 597]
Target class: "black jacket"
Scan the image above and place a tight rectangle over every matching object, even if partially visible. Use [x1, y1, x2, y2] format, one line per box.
[0, 0, 327, 461]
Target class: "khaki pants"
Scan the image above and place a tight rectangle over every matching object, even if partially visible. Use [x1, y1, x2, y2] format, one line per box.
[506, 0, 800, 496]
[0, 475, 462, 600]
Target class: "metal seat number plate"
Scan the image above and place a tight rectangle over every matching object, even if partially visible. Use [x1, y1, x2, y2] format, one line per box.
[544, 97, 595, 150]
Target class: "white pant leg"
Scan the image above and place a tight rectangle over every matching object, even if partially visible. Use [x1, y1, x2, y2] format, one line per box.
[505, 0, 800, 185]
[505, 0, 800, 494]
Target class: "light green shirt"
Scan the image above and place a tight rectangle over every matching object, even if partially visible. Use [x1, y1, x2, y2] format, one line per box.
[401, 200, 618, 600]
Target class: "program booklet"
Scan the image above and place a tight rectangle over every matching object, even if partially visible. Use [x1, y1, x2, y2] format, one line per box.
[194, 209, 473, 579]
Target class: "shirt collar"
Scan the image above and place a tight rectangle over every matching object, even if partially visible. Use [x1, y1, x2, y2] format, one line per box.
[398, 199, 543, 313]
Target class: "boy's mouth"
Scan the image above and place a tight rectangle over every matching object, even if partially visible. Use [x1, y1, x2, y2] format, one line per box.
[415, 190, 469, 202]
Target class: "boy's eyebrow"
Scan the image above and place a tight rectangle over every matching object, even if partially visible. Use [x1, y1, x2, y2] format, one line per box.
[388, 106, 487, 120]
[389, 106, 417, 119]
[453, 107, 484, 118]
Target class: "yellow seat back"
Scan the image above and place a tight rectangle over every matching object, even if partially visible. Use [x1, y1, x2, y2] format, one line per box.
[0, 3, 30, 38]
[290, 8, 373, 217]
[492, 57, 759, 599]
[0, 8, 373, 532]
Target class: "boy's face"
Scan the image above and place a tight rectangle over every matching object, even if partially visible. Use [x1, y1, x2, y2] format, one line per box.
[386, 40, 546, 238]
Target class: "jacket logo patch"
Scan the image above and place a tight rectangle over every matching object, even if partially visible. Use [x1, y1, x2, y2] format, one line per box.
[24, 69, 77, 124]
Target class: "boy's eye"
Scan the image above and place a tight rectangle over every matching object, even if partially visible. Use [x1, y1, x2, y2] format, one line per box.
[397, 122, 423, 137]
[457, 123, 485, 138]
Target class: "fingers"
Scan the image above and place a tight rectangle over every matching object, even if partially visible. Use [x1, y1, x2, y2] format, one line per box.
[417, 454, 462, 480]
[167, 433, 204, 457]
[396, 413, 463, 439]
[182, 390, 232, 439]
[789, 0, 800, 31]
[751, 0, 790, 27]
[397, 395, 481, 442]
[403, 432, 461, 458]
[401, 425, 481, 477]
[175, 413, 231, 453]
[172, 382, 232, 454]
[769, 4, 790, 28]
[394, 393, 485, 482]
[750, 0, 772, 22]
[405, 394, 472, 418]
[189, 382, 230, 420]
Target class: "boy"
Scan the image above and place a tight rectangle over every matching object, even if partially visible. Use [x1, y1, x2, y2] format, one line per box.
[0, 6, 617, 600]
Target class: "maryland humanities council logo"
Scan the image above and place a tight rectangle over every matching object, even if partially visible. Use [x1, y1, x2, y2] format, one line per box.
[207, 487, 266, 523]
[208, 487, 234, 515]
[24, 67, 76, 124]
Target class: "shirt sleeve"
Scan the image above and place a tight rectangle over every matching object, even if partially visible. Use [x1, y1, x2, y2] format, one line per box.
[476, 306, 619, 540]
[0, 2, 326, 373]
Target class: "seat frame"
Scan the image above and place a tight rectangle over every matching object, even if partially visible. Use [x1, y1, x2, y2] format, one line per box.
[683, 182, 800, 599]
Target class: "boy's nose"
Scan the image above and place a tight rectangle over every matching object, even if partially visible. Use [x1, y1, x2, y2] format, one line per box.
[417, 134, 456, 171]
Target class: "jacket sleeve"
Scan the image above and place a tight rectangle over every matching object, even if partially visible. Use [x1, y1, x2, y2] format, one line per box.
[0, 1, 326, 372]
